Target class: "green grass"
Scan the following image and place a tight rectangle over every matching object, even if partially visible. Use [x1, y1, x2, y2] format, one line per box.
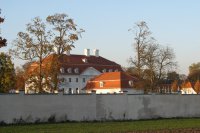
[1, 118, 200, 133]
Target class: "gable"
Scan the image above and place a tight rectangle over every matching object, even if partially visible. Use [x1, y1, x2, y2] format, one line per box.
[81, 67, 101, 76]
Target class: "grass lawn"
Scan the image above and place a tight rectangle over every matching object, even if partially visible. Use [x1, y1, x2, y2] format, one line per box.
[1, 118, 200, 133]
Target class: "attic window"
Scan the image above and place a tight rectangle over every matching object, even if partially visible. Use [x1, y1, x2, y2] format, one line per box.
[102, 69, 106, 73]
[109, 69, 113, 72]
[60, 67, 65, 73]
[67, 68, 72, 73]
[129, 80, 134, 87]
[82, 58, 88, 63]
[74, 68, 79, 73]
[100, 81, 104, 88]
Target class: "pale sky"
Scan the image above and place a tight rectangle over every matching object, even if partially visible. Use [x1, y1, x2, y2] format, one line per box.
[1, 0, 200, 75]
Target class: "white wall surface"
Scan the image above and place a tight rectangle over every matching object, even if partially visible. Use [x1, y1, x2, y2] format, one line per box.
[1, 94, 200, 123]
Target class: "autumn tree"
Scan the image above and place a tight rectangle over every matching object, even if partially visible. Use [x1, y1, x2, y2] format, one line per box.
[171, 80, 179, 92]
[0, 53, 15, 92]
[46, 13, 84, 54]
[10, 17, 53, 92]
[46, 13, 84, 91]
[194, 80, 200, 94]
[0, 9, 7, 48]
[15, 66, 25, 91]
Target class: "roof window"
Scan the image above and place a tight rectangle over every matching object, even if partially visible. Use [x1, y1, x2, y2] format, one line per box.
[82, 58, 88, 63]
[67, 68, 72, 73]
[129, 80, 134, 87]
[74, 68, 79, 73]
[60, 67, 65, 74]
[109, 69, 113, 72]
[102, 69, 106, 73]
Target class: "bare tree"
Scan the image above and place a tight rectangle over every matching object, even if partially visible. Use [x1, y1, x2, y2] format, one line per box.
[129, 21, 154, 79]
[143, 44, 176, 92]
[129, 21, 177, 92]
[46, 13, 84, 54]
[10, 17, 52, 92]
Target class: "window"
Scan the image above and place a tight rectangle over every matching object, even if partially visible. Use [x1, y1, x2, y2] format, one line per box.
[61, 78, 65, 82]
[82, 58, 88, 63]
[129, 80, 134, 87]
[76, 88, 79, 94]
[83, 78, 86, 83]
[74, 68, 79, 73]
[60, 67, 65, 73]
[68, 88, 72, 94]
[102, 69, 106, 73]
[67, 68, 72, 73]
[76, 78, 78, 82]
[109, 69, 113, 72]
[100, 81, 104, 88]
[69, 78, 72, 82]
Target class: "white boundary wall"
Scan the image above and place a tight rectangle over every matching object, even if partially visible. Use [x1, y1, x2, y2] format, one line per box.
[1, 93, 200, 123]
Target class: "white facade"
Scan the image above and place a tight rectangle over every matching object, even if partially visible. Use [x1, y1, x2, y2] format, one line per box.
[181, 87, 197, 94]
[86, 88, 143, 94]
[58, 67, 101, 94]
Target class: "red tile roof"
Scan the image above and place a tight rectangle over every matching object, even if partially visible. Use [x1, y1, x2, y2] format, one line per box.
[28, 54, 122, 75]
[86, 72, 138, 89]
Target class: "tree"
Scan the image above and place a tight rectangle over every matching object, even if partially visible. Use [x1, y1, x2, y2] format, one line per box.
[10, 17, 53, 92]
[0, 53, 15, 92]
[46, 13, 84, 54]
[188, 62, 200, 81]
[171, 80, 179, 92]
[129, 21, 154, 79]
[194, 80, 200, 94]
[0, 9, 7, 48]
[15, 66, 25, 91]
[129, 21, 177, 92]
[46, 13, 84, 91]
[167, 71, 180, 82]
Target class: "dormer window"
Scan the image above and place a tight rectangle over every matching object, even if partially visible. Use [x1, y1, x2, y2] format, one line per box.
[82, 58, 88, 63]
[129, 80, 134, 87]
[109, 69, 113, 72]
[60, 67, 65, 74]
[74, 68, 79, 73]
[67, 68, 72, 73]
[102, 69, 106, 73]
[100, 81, 104, 87]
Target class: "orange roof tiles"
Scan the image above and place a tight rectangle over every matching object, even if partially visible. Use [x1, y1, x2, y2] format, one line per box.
[86, 72, 138, 90]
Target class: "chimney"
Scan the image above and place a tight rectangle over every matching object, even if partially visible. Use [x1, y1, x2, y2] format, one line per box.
[66, 50, 70, 56]
[84, 49, 90, 56]
[93, 49, 99, 57]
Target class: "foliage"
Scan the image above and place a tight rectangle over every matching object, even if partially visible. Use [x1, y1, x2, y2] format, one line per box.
[15, 67, 25, 90]
[194, 80, 200, 94]
[10, 17, 53, 92]
[1, 119, 200, 133]
[10, 13, 84, 93]
[46, 13, 84, 54]
[188, 62, 200, 81]
[0, 9, 7, 48]
[0, 53, 15, 92]
[171, 80, 179, 92]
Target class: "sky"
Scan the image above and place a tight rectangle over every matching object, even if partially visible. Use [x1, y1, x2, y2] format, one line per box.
[1, 0, 200, 75]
